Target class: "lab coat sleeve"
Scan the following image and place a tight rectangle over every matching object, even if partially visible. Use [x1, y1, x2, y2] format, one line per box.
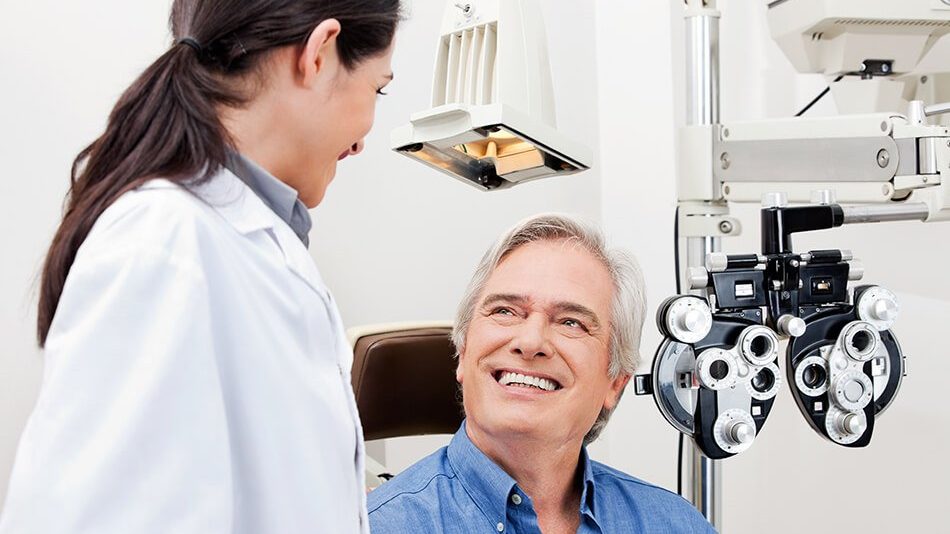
[0, 243, 233, 533]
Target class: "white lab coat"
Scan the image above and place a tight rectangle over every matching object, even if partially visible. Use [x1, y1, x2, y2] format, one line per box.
[0, 169, 367, 533]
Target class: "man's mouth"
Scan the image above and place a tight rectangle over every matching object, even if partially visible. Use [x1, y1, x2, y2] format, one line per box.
[494, 370, 562, 392]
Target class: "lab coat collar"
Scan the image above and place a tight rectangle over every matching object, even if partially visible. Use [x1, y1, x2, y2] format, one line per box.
[189, 168, 330, 302]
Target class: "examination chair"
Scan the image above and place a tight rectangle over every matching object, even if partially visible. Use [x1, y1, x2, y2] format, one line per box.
[348, 322, 464, 485]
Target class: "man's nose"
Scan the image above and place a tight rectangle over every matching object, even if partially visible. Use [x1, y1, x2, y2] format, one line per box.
[510, 314, 551, 359]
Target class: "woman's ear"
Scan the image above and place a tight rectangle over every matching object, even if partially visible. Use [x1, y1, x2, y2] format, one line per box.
[298, 18, 342, 87]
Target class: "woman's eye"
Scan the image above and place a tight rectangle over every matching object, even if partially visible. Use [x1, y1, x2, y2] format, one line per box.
[376, 88, 388, 96]
[493, 307, 514, 316]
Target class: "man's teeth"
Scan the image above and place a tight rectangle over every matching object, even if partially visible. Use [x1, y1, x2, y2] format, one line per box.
[498, 371, 559, 391]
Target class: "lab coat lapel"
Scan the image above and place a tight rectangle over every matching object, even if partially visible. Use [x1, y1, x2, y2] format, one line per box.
[197, 169, 330, 302]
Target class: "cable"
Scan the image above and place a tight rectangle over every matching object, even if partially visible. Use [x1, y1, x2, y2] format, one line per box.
[677, 433, 684, 496]
[673, 206, 684, 496]
[794, 75, 844, 117]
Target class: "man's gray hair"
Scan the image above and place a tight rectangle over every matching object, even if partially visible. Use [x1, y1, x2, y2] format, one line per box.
[452, 213, 647, 445]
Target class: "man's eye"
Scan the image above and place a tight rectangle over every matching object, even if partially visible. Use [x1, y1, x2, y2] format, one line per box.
[561, 318, 587, 331]
[493, 307, 514, 316]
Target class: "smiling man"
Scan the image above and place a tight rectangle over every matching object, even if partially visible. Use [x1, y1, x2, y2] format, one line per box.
[367, 214, 715, 534]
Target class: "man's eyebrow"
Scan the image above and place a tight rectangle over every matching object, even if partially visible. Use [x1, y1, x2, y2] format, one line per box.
[480, 293, 529, 308]
[551, 302, 602, 328]
[480, 294, 602, 327]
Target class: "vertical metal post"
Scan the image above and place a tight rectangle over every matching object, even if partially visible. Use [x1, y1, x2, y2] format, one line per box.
[681, 0, 723, 530]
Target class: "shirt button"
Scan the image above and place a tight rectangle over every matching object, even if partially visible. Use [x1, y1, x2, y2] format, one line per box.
[511, 494, 522, 505]
[496, 522, 505, 532]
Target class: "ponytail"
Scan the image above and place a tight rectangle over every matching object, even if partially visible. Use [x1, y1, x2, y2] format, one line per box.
[37, 42, 238, 346]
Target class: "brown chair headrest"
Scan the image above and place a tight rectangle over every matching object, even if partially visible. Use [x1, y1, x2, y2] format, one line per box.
[350, 326, 464, 441]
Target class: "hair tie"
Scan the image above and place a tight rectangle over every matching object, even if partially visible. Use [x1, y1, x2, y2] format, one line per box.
[177, 37, 203, 54]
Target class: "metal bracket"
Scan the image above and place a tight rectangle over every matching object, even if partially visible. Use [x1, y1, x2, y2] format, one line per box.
[634, 374, 654, 396]
[679, 212, 742, 238]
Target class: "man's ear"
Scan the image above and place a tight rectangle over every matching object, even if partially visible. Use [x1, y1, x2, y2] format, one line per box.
[603, 373, 631, 412]
[455, 349, 465, 385]
[298, 18, 342, 87]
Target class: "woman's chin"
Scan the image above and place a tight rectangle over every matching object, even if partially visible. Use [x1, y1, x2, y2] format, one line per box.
[304, 170, 337, 208]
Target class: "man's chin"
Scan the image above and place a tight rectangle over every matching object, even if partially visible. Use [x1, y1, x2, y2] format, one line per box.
[472, 409, 553, 439]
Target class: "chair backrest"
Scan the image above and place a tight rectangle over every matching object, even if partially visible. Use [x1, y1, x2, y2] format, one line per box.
[349, 322, 464, 441]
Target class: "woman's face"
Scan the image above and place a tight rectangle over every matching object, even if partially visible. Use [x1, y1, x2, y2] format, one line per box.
[288, 30, 395, 208]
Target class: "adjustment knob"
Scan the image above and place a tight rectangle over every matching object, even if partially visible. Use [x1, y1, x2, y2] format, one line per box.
[705, 252, 729, 273]
[662, 296, 713, 344]
[810, 189, 837, 205]
[762, 192, 789, 209]
[848, 260, 865, 281]
[687, 267, 710, 290]
[729, 421, 755, 446]
[713, 409, 757, 454]
[871, 298, 898, 323]
[777, 315, 806, 338]
[680, 309, 709, 334]
[834, 411, 867, 438]
[843, 413, 866, 436]
[856, 286, 900, 330]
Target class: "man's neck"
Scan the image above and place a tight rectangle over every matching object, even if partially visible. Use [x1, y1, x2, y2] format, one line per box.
[467, 423, 584, 534]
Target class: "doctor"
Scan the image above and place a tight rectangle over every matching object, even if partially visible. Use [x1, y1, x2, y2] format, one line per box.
[0, 1, 401, 533]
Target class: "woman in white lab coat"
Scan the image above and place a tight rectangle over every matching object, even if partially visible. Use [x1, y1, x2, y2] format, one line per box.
[0, 1, 401, 533]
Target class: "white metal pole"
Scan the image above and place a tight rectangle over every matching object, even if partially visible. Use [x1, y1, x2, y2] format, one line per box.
[681, 0, 722, 529]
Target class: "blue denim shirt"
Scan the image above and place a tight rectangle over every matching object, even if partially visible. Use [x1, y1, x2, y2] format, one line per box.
[368, 422, 716, 533]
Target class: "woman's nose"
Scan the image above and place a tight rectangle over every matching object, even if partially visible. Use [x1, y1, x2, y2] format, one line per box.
[349, 140, 365, 157]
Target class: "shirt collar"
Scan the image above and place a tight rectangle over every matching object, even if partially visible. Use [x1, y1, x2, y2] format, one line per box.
[225, 152, 313, 247]
[578, 446, 599, 522]
[446, 421, 518, 526]
[446, 421, 601, 526]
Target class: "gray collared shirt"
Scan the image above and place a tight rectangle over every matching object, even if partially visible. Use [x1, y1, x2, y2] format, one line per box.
[225, 152, 312, 247]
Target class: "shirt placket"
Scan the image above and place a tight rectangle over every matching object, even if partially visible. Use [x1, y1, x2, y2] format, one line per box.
[505, 487, 542, 534]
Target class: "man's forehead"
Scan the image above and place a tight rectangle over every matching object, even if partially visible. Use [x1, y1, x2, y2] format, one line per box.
[485, 241, 612, 298]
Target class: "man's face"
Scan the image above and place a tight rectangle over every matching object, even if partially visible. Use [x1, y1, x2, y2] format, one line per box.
[457, 239, 630, 446]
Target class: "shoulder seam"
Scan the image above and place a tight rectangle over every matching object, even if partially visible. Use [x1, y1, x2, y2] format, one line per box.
[590, 465, 682, 499]
[367, 472, 457, 515]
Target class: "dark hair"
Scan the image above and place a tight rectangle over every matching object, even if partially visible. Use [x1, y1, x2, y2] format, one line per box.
[37, 0, 401, 346]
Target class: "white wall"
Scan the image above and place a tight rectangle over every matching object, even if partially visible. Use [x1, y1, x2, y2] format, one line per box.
[0, 0, 174, 506]
[3, 1, 949, 532]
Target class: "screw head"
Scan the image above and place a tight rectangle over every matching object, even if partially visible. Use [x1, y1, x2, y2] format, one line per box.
[877, 149, 890, 168]
[720, 152, 731, 170]
[719, 220, 734, 234]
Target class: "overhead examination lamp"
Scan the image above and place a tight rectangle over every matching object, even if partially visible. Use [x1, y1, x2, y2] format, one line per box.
[391, 0, 592, 190]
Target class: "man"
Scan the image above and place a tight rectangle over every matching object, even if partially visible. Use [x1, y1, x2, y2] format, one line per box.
[368, 214, 715, 534]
